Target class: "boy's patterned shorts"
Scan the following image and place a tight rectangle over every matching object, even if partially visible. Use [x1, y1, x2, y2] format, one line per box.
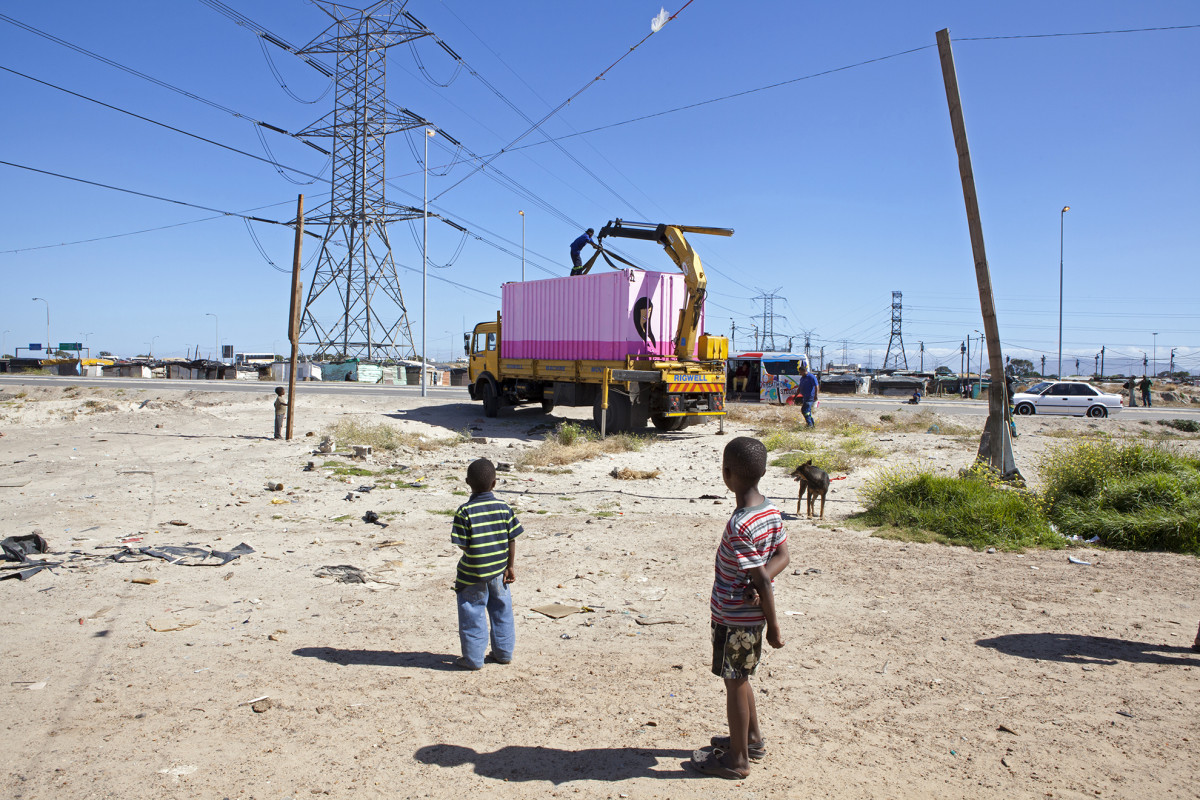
[711, 622, 764, 679]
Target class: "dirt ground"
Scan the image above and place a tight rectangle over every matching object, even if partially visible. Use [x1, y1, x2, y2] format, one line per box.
[1, 382, 1199, 799]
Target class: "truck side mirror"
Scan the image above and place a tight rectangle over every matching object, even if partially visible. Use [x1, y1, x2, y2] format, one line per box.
[463, 333, 471, 355]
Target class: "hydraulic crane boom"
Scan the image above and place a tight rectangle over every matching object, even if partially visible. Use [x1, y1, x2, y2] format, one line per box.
[595, 219, 733, 362]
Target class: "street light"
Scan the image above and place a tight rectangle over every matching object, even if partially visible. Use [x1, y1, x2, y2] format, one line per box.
[32, 297, 50, 355]
[149, 335, 159, 358]
[1152, 332, 1158, 377]
[518, 210, 525, 282]
[205, 313, 219, 363]
[1057, 205, 1069, 379]
[974, 329, 984, 395]
[422, 126, 436, 398]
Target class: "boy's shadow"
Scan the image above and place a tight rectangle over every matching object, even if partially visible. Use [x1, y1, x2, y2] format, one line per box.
[292, 647, 460, 671]
[414, 743, 691, 783]
[976, 633, 1200, 666]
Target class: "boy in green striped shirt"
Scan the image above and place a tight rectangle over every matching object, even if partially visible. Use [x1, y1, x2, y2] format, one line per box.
[451, 458, 523, 670]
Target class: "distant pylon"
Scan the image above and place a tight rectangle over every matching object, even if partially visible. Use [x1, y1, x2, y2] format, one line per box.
[296, 1, 433, 361]
[882, 290, 908, 370]
[752, 288, 787, 351]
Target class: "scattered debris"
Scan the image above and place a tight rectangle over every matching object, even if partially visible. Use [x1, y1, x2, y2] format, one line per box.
[238, 694, 271, 707]
[352, 445, 373, 459]
[111, 543, 254, 567]
[1067, 556, 1092, 566]
[129, 578, 158, 585]
[251, 698, 274, 713]
[496, 462, 513, 472]
[266, 483, 284, 492]
[318, 437, 335, 454]
[698, 494, 721, 500]
[634, 617, 682, 626]
[2, 532, 49, 562]
[375, 540, 405, 549]
[986, 547, 996, 554]
[167, 519, 188, 526]
[362, 511, 387, 527]
[610, 467, 660, 480]
[997, 724, 1019, 736]
[531, 603, 582, 619]
[304, 461, 315, 472]
[315, 565, 367, 584]
[1116, 710, 1134, 719]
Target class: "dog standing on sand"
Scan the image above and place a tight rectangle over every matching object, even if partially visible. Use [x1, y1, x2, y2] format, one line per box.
[789, 459, 830, 520]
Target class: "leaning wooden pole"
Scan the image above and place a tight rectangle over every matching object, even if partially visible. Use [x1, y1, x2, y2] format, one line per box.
[936, 29, 1019, 480]
[286, 194, 304, 441]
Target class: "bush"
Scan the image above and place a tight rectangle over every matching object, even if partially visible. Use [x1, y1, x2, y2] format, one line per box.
[1040, 441, 1200, 554]
[516, 422, 646, 468]
[860, 464, 1059, 551]
[1158, 418, 1200, 433]
[326, 419, 465, 452]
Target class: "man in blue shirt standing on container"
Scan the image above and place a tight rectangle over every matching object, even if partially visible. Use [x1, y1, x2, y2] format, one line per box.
[795, 362, 819, 428]
[569, 228, 597, 275]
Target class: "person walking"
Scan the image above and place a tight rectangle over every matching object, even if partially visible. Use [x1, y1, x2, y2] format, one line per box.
[794, 363, 818, 428]
[1139, 376, 1153, 408]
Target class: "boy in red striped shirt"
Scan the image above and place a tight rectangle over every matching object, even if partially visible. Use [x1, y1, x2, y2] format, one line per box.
[690, 436, 790, 780]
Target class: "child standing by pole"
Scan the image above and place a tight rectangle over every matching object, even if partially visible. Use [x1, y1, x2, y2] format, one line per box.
[690, 436, 789, 779]
[273, 386, 287, 440]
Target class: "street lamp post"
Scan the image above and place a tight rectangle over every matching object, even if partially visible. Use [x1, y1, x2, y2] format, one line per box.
[1057, 205, 1069, 379]
[32, 297, 50, 355]
[1152, 332, 1158, 377]
[422, 127, 436, 398]
[205, 313, 219, 363]
[150, 335, 159, 358]
[518, 210, 525, 281]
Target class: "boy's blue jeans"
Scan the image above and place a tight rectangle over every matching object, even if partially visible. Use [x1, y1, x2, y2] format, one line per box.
[456, 573, 515, 668]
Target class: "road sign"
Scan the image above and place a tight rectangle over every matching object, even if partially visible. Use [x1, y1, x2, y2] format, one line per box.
[222, 345, 234, 359]
[29, 343, 42, 351]
[59, 342, 82, 351]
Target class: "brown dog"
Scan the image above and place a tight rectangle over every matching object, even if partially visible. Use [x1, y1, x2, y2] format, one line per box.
[790, 459, 830, 520]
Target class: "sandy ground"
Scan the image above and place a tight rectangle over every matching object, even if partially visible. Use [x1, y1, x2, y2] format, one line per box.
[1, 382, 1199, 799]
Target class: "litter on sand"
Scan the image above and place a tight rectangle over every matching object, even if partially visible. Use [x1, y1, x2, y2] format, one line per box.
[111, 543, 254, 567]
[531, 603, 582, 619]
[147, 618, 199, 632]
[315, 565, 368, 584]
[1067, 556, 1092, 566]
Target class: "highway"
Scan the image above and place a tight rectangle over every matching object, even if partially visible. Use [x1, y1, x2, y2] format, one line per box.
[3, 373, 1197, 422]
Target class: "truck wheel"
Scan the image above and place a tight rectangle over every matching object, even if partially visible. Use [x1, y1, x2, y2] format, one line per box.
[481, 381, 500, 418]
[651, 415, 686, 432]
[594, 392, 632, 432]
[541, 400, 555, 413]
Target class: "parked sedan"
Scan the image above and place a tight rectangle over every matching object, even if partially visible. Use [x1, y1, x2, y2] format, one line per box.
[1012, 381, 1123, 418]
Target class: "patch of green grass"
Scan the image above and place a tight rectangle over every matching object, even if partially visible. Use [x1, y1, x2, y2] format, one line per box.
[1040, 440, 1200, 553]
[766, 432, 881, 474]
[271, 514, 283, 520]
[859, 464, 1059, 551]
[452, 490, 468, 496]
[331, 514, 353, 522]
[328, 465, 376, 477]
[534, 509, 550, 515]
[594, 511, 617, 518]
[535, 467, 574, 475]
[1158, 418, 1200, 434]
[427, 508, 457, 516]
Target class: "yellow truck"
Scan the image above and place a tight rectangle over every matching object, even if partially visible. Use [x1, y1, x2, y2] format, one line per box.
[466, 221, 731, 433]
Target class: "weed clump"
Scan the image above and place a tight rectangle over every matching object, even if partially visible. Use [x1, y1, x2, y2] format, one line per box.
[1158, 418, 1200, 434]
[516, 422, 645, 468]
[1040, 441, 1200, 553]
[325, 419, 465, 452]
[860, 463, 1059, 551]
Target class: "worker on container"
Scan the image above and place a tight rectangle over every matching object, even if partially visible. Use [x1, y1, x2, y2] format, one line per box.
[569, 228, 597, 276]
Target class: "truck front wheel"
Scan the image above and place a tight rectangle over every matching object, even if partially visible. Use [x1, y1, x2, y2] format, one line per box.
[481, 381, 500, 418]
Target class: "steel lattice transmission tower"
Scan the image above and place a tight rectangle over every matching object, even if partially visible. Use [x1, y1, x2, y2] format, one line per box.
[296, 1, 432, 361]
[882, 290, 908, 370]
[752, 288, 787, 351]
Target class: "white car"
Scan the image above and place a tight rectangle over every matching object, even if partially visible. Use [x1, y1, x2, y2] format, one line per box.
[1012, 380, 1123, 418]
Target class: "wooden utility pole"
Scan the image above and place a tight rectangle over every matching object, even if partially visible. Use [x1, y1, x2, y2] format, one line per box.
[286, 194, 304, 440]
[936, 29, 1019, 480]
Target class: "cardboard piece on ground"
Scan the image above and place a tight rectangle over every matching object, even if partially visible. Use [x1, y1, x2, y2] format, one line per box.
[0, 478, 31, 488]
[531, 603, 581, 619]
[148, 618, 199, 632]
[634, 617, 683, 626]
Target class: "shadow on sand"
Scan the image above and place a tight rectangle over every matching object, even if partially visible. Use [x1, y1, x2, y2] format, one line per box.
[976, 632, 1199, 666]
[292, 647, 461, 672]
[414, 743, 693, 783]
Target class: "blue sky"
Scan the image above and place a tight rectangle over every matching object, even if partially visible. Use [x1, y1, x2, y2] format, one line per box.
[1, 1, 1197, 376]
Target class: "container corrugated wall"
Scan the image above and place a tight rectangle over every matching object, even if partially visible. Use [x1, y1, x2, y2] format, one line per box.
[500, 270, 702, 360]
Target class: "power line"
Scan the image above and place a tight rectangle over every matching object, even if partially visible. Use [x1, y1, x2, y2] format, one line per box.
[0, 64, 330, 184]
[0, 158, 319, 235]
[0, 11, 329, 154]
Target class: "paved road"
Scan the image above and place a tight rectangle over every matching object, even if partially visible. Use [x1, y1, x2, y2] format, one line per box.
[3, 374, 1198, 422]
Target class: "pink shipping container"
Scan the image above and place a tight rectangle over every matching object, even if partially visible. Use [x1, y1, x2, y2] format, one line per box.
[500, 270, 703, 361]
